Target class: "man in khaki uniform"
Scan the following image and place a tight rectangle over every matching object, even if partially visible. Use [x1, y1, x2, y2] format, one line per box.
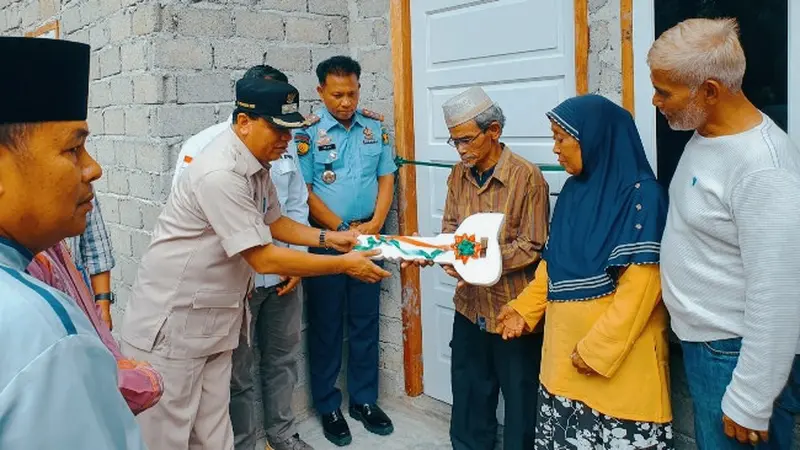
[120, 78, 390, 450]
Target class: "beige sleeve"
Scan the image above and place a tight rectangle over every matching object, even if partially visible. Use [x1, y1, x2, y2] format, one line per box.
[195, 170, 273, 257]
[263, 176, 282, 225]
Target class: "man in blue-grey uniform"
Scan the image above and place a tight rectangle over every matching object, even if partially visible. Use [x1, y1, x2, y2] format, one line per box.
[0, 37, 146, 449]
[296, 55, 397, 447]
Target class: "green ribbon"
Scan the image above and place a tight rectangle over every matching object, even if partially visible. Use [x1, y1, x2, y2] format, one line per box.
[394, 156, 564, 173]
[355, 235, 446, 260]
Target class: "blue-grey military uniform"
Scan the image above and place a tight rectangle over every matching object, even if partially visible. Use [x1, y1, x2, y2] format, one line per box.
[0, 238, 146, 449]
[295, 108, 396, 415]
[297, 108, 396, 222]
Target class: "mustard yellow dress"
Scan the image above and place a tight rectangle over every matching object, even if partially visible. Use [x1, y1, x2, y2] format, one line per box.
[508, 261, 673, 448]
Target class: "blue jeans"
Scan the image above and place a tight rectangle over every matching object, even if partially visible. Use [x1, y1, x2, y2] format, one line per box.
[681, 338, 800, 450]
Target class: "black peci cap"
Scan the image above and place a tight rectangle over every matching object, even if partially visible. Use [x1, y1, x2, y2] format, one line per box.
[235, 78, 309, 129]
[0, 37, 91, 125]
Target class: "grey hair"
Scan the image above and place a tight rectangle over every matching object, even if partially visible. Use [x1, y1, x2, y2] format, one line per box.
[647, 18, 746, 93]
[474, 104, 506, 132]
[0, 123, 32, 153]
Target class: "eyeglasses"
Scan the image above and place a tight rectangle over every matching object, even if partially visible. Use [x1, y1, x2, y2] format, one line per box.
[447, 131, 484, 148]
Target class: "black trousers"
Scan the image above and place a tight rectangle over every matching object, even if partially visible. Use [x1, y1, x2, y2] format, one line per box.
[450, 312, 543, 450]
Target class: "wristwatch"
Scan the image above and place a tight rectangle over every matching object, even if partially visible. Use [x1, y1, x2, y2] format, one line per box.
[319, 229, 328, 248]
[95, 292, 116, 304]
[336, 221, 350, 232]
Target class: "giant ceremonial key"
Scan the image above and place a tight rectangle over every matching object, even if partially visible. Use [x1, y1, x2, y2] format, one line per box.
[354, 213, 505, 287]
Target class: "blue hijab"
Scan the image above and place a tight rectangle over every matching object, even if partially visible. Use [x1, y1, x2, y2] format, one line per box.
[543, 95, 667, 302]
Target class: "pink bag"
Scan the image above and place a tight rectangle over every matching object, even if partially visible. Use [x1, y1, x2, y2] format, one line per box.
[27, 242, 164, 415]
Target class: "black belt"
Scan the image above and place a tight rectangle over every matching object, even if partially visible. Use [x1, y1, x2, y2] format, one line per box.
[348, 215, 373, 227]
[310, 215, 374, 229]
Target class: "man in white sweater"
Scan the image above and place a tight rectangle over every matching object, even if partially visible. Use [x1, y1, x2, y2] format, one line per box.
[649, 18, 800, 449]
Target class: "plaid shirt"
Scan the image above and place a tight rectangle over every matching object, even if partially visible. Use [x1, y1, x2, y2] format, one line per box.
[442, 145, 550, 333]
[65, 196, 116, 276]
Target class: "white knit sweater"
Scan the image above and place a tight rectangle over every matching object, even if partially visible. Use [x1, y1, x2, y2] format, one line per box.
[661, 113, 800, 431]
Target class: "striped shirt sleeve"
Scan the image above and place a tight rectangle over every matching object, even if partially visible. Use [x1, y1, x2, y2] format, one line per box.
[77, 196, 116, 276]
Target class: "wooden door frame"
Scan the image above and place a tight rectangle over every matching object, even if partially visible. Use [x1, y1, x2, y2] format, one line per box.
[389, 0, 590, 397]
[628, 0, 657, 170]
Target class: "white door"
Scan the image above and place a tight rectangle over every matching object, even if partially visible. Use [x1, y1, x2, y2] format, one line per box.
[411, 0, 576, 408]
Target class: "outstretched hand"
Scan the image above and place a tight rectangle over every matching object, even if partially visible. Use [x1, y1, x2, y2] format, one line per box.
[342, 249, 391, 283]
[441, 264, 465, 288]
[326, 230, 360, 253]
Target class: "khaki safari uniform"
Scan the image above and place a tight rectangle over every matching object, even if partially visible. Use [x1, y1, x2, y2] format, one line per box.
[120, 126, 281, 450]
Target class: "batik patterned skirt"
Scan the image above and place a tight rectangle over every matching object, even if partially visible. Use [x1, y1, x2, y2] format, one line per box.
[535, 385, 674, 450]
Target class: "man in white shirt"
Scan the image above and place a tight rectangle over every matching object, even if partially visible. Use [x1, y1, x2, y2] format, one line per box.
[172, 65, 312, 450]
[649, 18, 800, 449]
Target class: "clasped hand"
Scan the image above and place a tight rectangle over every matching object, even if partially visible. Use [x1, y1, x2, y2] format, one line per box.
[495, 305, 530, 340]
[722, 414, 769, 446]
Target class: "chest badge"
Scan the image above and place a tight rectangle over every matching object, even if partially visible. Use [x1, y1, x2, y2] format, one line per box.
[317, 129, 331, 147]
[322, 169, 337, 184]
[381, 126, 389, 145]
[363, 127, 378, 145]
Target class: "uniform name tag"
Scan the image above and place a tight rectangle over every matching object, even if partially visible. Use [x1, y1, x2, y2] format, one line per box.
[319, 144, 336, 151]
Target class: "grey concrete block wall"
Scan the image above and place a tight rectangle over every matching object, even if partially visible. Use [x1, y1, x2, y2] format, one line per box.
[588, 0, 623, 105]
[0, 0, 174, 321]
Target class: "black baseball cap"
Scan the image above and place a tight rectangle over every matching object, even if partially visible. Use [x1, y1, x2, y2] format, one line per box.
[235, 78, 309, 129]
[0, 37, 91, 125]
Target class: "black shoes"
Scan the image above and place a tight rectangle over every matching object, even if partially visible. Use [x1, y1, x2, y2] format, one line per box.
[321, 404, 395, 446]
[348, 403, 394, 436]
[321, 409, 352, 447]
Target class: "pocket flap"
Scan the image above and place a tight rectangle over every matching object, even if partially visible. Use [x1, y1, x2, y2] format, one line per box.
[191, 290, 243, 309]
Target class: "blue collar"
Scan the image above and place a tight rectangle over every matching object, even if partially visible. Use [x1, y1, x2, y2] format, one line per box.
[0, 237, 35, 270]
[316, 108, 365, 131]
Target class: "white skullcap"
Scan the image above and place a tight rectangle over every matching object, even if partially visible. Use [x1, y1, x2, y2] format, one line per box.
[442, 86, 495, 128]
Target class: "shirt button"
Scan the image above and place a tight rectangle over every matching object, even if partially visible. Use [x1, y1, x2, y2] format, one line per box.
[635, 183, 641, 189]
[635, 224, 642, 230]
[636, 204, 642, 211]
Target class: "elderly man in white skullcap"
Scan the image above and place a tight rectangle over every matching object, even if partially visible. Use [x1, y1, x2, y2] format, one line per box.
[650, 18, 800, 450]
[413, 86, 550, 450]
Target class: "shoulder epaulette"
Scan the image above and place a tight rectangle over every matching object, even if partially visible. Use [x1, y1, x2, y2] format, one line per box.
[360, 108, 385, 122]
[303, 113, 321, 127]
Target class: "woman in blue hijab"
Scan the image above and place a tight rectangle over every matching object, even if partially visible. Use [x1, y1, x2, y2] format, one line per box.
[497, 95, 673, 449]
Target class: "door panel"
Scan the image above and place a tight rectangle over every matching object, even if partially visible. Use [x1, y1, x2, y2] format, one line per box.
[411, 0, 576, 408]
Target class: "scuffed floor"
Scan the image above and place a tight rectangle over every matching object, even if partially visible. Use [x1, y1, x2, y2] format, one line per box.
[258, 395, 455, 449]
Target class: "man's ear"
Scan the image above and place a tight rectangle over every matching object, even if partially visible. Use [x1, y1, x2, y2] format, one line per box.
[487, 122, 502, 140]
[235, 113, 251, 135]
[702, 79, 722, 105]
[316, 85, 324, 100]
